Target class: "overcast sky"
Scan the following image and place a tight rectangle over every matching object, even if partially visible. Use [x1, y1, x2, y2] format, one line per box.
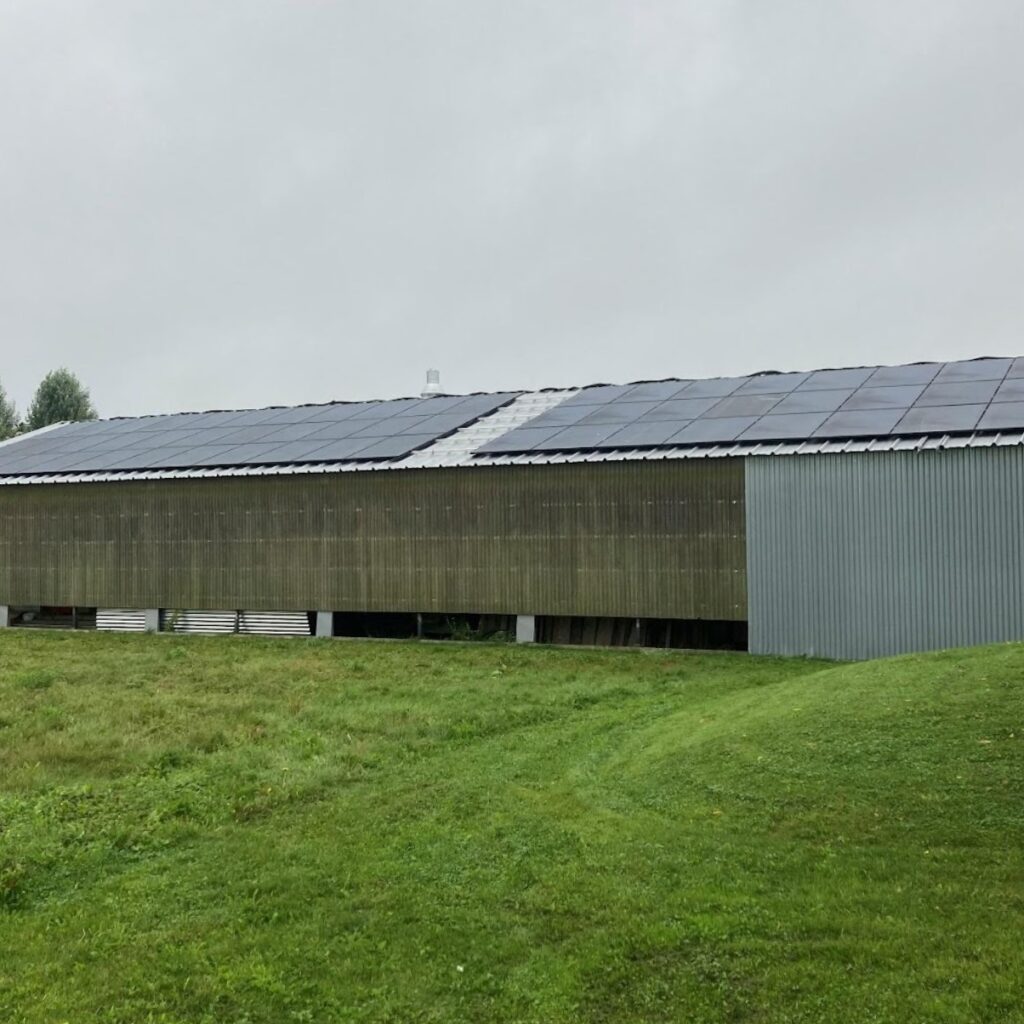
[1, 1, 1022, 417]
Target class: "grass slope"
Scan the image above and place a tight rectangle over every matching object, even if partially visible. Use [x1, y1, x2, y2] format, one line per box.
[0, 632, 1021, 1023]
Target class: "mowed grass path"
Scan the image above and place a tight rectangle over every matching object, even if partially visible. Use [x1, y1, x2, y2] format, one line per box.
[0, 632, 1022, 1023]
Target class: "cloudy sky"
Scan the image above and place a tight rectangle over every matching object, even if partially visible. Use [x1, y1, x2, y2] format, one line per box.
[1, 1, 1022, 417]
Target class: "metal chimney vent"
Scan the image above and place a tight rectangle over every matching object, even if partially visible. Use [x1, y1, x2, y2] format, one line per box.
[421, 369, 444, 398]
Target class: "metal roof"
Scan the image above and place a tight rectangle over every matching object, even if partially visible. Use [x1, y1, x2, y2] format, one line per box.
[2, 356, 1024, 485]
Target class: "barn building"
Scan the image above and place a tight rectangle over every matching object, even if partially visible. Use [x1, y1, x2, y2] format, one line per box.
[1, 356, 1022, 660]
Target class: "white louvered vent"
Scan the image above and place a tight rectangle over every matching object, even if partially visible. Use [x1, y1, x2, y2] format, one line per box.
[239, 611, 311, 636]
[97, 609, 147, 632]
[162, 610, 237, 634]
[162, 610, 311, 636]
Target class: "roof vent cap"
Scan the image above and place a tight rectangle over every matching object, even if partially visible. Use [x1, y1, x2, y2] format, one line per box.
[421, 369, 444, 398]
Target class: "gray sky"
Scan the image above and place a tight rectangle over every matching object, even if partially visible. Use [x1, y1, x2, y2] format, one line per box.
[1, 1, 1022, 417]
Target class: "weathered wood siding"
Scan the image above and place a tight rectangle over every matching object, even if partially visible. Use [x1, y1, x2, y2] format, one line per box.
[0, 461, 746, 619]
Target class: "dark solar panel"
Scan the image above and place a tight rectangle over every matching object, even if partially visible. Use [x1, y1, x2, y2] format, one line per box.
[576, 402, 661, 425]
[916, 381, 999, 406]
[667, 416, 760, 443]
[522, 404, 595, 428]
[841, 385, 923, 410]
[675, 377, 745, 398]
[560, 385, 636, 406]
[814, 409, 904, 437]
[705, 394, 784, 418]
[534, 425, 621, 450]
[479, 427, 561, 452]
[476, 356, 1024, 455]
[621, 381, 692, 401]
[735, 371, 810, 394]
[738, 412, 830, 441]
[865, 363, 942, 386]
[639, 397, 721, 420]
[596, 421, 689, 447]
[934, 358, 1011, 382]
[0, 392, 518, 474]
[798, 367, 875, 390]
[894, 405, 986, 433]
[994, 379, 1024, 403]
[978, 402, 1024, 430]
[769, 389, 853, 415]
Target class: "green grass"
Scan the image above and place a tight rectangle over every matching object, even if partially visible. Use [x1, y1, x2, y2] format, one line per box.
[0, 632, 1021, 1023]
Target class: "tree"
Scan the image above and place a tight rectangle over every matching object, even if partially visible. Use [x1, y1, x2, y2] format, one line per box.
[0, 380, 17, 440]
[25, 368, 97, 431]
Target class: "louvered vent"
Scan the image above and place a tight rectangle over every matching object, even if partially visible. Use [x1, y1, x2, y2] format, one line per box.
[161, 610, 310, 636]
[97, 609, 147, 632]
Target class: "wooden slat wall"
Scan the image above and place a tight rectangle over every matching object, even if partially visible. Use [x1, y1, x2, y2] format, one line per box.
[0, 460, 746, 619]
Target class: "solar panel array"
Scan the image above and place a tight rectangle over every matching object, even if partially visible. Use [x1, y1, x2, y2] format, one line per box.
[478, 357, 1024, 454]
[0, 392, 517, 474]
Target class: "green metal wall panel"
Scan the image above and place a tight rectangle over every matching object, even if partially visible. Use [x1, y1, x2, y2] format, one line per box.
[0, 460, 746, 619]
[747, 448, 1024, 659]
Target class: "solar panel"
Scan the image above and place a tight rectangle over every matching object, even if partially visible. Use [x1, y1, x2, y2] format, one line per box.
[675, 377, 745, 398]
[978, 402, 1024, 430]
[620, 381, 692, 401]
[994, 379, 1024, 403]
[916, 381, 999, 406]
[934, 358, 1011, 382]
[799, 367, 875, 390]
[814, 409, 904, 437]
[768, 389, 853, 415]
[353, 434, 440, 459]
[479, 427, 561, 452]
[704, 394, 784, 418]
[523, 404, 596, 428]
[738, 412, 830, 441]
[575, 402, 661, 425]
[559, 385, 638, 406]
[841, 385, 923, 410]
[477, 356, 1024, 455]
[667, 416, 761, 443]
[639, 398, 721, 420]
[735, 371, 810, 394]
[596, 421, 689, 447]
[0, 392, 518, 474]
[894, 405, 986, 433]
[534, 425, 621, 450]
[865, 363, 941, 386]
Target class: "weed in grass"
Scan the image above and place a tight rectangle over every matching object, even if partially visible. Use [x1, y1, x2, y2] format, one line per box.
[14, 668, 61, 690]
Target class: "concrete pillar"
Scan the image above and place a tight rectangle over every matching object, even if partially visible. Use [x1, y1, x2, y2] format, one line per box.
[515, 614, 536, 644]
[0, 605, 8, 628]
[144, 609, 161, 634]
[315, 611, 333, 638]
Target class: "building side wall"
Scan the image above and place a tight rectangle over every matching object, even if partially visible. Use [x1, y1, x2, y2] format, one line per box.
[746, 448, 1024, 660]
[0, 461, 746, 619]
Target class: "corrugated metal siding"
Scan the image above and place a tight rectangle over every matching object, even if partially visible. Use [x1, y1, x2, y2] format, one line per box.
[747, 447, 1024, 659]
[0, 461, 746, 621]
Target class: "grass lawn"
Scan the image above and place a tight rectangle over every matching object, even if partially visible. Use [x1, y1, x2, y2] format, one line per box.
[0, 631, 1022, 1023]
